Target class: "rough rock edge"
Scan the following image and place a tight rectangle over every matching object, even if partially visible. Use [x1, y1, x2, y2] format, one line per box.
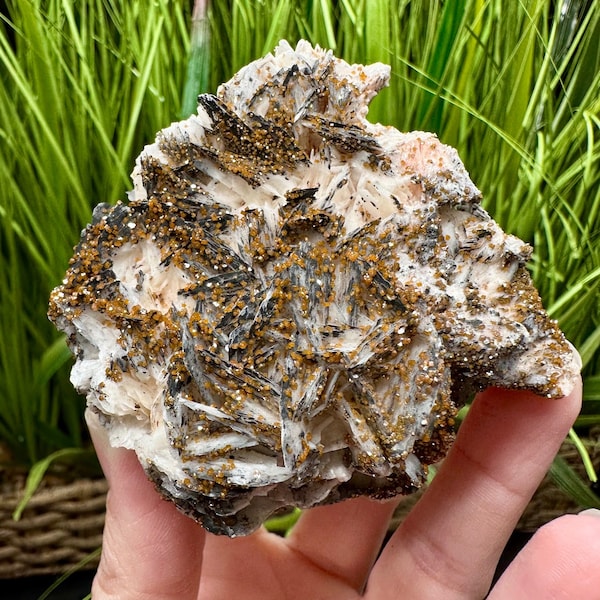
[49, 40, 581, 536]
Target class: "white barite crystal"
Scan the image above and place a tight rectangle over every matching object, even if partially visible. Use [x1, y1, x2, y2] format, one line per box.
[49, 40, 581, 536]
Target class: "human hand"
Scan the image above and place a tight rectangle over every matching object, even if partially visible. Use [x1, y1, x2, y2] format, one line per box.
[87, 377, 600, 599]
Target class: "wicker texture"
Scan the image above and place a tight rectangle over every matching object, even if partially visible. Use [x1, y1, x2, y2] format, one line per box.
[0, 477, 107, 578]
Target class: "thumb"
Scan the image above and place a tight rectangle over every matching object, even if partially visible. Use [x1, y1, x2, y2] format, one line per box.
[87, 411, 205, 600]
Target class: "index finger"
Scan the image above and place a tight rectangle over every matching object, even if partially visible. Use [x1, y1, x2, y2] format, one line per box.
[366, 378, 582, 599]
[87, 412, 206, 600]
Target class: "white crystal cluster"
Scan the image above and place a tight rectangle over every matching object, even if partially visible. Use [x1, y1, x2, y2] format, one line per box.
[49, 41, 581, 535]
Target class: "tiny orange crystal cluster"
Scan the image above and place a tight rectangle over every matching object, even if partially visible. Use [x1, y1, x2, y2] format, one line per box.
[49, 41, 580, 535]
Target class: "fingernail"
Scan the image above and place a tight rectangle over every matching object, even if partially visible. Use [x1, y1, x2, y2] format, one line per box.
[579, 508, 600, 518]
[85, 409, 110, 449]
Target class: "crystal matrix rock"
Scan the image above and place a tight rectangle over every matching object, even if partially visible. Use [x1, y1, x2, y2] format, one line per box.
[49, 40, 581, 536]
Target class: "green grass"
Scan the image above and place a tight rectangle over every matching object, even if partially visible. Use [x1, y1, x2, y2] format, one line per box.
[0, 0, 192, 465]
[1, 0, 598, 502]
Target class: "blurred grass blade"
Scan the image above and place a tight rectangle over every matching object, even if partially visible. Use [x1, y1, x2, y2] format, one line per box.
[550, 454, 600, 509]
[568, 428, 598, 483]
[416, 0, 467, 132]
[37, 547, 102, 600]
[547, 267, 600, 317]
[265, 508, 302, 536]
[583, 375, 600, 401]
[579, 325, 600, 369]
[33, 336, 72, 389]
[12, 448, 89, 521]
[181, 0, 211, 117]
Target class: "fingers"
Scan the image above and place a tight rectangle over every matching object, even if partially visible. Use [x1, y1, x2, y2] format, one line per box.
[366, 379, 582, 600]
[199, 528, 363, 599]
[488, 510, 600, 599]
[198, 497, 398, 598]
[87, 412, 205, 600]
[285, 496, 400, 591]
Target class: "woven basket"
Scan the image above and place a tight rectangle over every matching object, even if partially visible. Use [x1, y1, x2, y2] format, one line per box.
[0, 475, 107, 579]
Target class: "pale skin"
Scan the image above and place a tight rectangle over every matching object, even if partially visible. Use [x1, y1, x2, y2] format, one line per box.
[88, 376, 600, 599]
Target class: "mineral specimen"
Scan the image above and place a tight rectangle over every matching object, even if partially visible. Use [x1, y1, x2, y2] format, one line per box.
[49, 40, 581, 536]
